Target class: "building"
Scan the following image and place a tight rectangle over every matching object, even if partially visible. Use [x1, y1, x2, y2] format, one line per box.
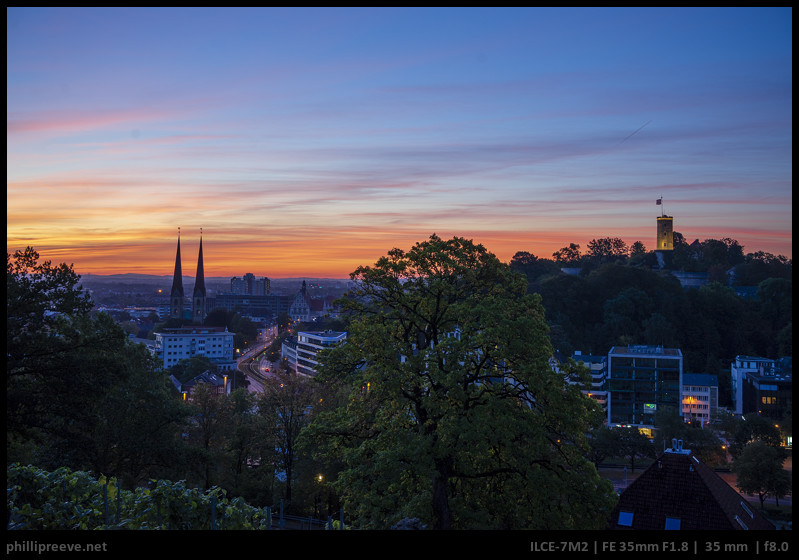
[607, 345, 683, 437]
[169, 234, 185, 320]
[608, 441, 774, 530]
[171, 369, 229, 401]
[730, 355, 773, 415]
[168, 230, 207, 323]
[655, 198, 673, 252]
[153, 326, 236, 371]
[656, 216, 673, 251]
[731, 355, 792, 420]
[210, 293, 293, 321]
[572, 351, 608, 415]
[287, 280, 338, 323]
[681, 373, 718, 427]
[289, 281, 313, 322]
[231, 273, 270, 296]
[284, 330, 347, 376]
[191, 235, 207, 324]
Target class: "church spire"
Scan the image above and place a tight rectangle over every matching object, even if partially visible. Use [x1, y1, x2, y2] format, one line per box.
[192, 228, 207, 324]
[170, 228, 184, 320]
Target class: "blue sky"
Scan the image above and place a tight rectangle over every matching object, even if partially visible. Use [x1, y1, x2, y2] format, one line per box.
[7, 7, 792, 277]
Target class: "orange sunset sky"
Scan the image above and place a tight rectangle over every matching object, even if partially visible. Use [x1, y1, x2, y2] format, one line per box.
[7, 8, 792, 278]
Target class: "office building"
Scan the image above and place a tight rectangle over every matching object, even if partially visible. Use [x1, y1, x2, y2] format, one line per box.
[607, 345, 683, 437]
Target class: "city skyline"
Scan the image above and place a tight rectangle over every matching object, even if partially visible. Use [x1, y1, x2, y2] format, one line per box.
[7, 7, 792, 278]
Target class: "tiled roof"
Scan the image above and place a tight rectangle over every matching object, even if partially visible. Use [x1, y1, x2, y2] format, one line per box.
[608, 447, 774, 530]
[182, 370, 225, 388]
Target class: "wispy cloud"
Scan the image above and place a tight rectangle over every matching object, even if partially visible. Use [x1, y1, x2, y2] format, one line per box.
[6, 7, 792, 276]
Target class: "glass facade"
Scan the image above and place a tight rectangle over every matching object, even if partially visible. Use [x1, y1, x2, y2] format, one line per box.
[607, 346, 682, 427]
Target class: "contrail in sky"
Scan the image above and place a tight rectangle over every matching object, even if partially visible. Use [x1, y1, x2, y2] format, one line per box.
[618, 120, 652, 146]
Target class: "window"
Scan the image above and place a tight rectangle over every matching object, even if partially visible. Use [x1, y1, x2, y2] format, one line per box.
[617, 511, 633, 527]
[665, 517, 681, 530]
[740, 501, 754, 519]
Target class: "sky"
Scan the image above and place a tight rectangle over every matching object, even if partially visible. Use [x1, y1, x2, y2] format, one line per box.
[7, 7, 792, 278]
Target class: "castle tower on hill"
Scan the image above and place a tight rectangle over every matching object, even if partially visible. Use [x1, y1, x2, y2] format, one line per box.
[656, 197, 673, 251]
[657, 216, 673, 251]
[170, 229, 207, 324]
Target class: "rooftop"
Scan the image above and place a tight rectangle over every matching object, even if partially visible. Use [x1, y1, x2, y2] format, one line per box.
[608, 442, 774, 530]
[682, 373, 718, 386]
[609, 345, 682, 357]
[156, 326, 232, 335]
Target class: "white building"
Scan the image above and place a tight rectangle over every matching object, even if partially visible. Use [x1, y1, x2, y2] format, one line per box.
[153, 326, 237, 371]
[284, 330, 347, 376]
[730, 355, 775, 416]
[681, 373, 718, 427]
[572, 351, 608, 415]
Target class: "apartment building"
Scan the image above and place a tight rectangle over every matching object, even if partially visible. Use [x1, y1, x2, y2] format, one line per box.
[153, 326, 237, 371]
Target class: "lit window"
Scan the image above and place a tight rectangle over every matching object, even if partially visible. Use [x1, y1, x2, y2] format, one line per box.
[618, 511, 633, 527]
[665, 517, 681, 530]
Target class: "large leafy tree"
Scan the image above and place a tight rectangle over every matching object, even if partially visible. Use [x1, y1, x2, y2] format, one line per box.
[301, 235, 616, 529]
[732, 440, 791, 507]
[7, 248, 187, 482]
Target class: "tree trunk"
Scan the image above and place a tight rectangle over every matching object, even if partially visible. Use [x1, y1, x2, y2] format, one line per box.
[432, 459, 453, 530]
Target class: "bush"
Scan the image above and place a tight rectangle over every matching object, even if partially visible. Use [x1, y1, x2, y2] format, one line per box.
[7, 464, 272, 530]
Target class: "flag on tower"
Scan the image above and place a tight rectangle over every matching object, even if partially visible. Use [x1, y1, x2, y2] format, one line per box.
[656, 198, 662, 205]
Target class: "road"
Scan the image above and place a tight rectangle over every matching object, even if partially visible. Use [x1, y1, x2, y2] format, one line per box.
[236, 336, 280, 394]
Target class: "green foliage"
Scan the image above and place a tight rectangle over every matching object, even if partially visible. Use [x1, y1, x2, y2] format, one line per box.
[510, 237, 791, 373]
[727, 413, 784, 459]
[7, 248, 190, 484]
[301, 235, 617, 530]
[6, 464, 273, 530]
[731, 441, 791, 508]
[257, 367, 318, 504]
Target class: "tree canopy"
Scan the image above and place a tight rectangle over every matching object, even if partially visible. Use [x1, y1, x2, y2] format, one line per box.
[7, 248, 187, 484]
[300, 234, 616, 529]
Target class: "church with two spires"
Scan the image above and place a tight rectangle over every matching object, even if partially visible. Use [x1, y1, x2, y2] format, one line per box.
[169, 229, 207, 324]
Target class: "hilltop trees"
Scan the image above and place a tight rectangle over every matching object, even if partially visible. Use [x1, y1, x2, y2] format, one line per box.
[510, 235, 791, 376]
[301, 235, 616, 529]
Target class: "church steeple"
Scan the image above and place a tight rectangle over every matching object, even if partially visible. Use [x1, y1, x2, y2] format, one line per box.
[170, 229, 184, 320]
[192, 229, 207, 324]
